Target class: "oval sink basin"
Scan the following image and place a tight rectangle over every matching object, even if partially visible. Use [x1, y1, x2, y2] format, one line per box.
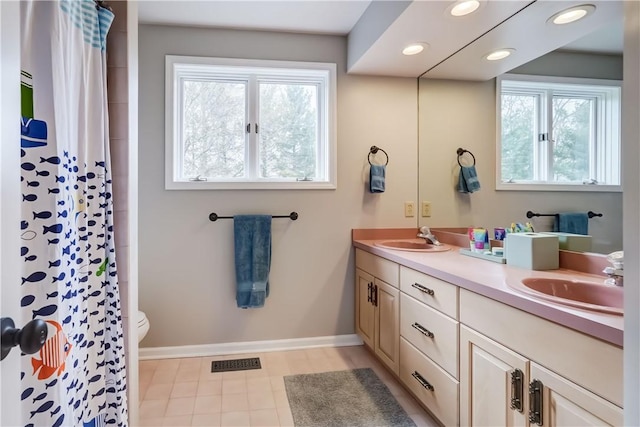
[374, 240, 450, 253]
[511, 277, 623, 315]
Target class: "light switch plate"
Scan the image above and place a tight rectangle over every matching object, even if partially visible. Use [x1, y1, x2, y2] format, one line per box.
[422, 201, 432, 217]
[404, 202, 415, 217]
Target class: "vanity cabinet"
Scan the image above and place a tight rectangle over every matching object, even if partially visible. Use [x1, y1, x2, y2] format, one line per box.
[529, 362, 622, 426]
[460, 325, 529, 427]
[461, 325, 623, 426]
[355, 249, 400, 374]
[460, 290, 623, 427]
[398, 266, 460, 426]
[353, 246, 623, 427]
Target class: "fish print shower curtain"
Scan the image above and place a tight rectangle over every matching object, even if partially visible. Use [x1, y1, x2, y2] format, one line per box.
[19, 1, 128, 426]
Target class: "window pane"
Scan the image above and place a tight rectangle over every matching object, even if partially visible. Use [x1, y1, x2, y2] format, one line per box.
[552, 96, 592, 182]
[182, 80, 246, 179]
[501, 93, 536, 181]
[259, 83, 319, 179]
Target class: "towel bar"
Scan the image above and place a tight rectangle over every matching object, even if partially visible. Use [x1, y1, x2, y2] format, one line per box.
[209, 212, 299, 222]
[526, 211, 602, 219]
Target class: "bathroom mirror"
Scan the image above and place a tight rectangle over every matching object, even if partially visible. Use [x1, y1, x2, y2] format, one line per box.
[417, 20, 623, 255]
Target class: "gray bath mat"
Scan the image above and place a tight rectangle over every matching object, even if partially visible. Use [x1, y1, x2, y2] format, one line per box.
[284, 368, 416, 427]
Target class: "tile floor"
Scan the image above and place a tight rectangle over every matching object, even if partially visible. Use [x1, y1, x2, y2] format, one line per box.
[138, 345, 439, 426]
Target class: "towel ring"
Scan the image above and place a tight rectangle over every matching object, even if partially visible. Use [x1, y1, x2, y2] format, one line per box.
[457, 148, 476, 167]
[368, 146, 389, 166]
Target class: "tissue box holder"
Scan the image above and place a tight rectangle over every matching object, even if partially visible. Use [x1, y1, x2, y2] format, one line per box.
[506, 233, 559, 270]
[540, 232, 592, 252]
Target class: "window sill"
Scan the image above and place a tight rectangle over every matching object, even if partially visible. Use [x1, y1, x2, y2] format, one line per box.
[166, 180, 337, 190]
[496, 182, 622, 192]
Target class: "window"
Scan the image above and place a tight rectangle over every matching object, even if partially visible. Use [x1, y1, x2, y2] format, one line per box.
[497, 74, 621, 191]
[165, 55, 337, 189]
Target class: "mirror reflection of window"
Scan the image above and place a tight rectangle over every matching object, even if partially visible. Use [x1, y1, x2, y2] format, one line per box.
[498, 74, 621, 190]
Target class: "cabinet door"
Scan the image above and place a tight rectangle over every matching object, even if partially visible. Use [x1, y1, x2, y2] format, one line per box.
[374, 278, 399, 374]
[460, 326, 529, 427]
[529, 363, 622, 427]
[355, 268, 375, 349]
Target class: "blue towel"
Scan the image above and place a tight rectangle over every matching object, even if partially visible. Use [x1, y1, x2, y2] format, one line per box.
[553, 213, 589, 235]
[369, 165, 385, 193]
[234, 215, 272, 309]
[457, 165, 481, 193]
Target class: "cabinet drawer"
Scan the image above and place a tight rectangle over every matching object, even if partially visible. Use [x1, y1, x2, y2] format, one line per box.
[400, 266, 458, 319]
[400, 337, 459, 427]
[400, 293, 458, 378]
[355, 249, 399, 287]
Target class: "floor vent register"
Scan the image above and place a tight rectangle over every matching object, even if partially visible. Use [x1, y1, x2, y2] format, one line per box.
[211, 357, 262, 373]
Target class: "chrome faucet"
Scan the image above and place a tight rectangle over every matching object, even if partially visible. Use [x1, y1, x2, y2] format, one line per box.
[417, 226, 442, 246]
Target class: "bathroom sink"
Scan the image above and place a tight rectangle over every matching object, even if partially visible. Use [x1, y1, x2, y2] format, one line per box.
[508, 277, 623, 315]
[374, 239, 450, 253]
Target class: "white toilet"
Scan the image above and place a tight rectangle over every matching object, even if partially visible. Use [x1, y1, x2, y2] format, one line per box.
[137, 310, 150, 343]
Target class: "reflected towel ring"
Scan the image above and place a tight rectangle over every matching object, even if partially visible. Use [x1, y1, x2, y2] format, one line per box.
[368, 146, 389, 166]
[457, 148, 476, 167]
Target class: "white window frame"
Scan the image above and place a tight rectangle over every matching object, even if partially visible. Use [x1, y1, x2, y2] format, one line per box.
[165, 55, 337, 190]
[496, 74, 622, 192]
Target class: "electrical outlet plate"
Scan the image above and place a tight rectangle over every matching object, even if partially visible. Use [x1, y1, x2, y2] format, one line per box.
[404, 202, 415, 217]
[422, 201, 432, 217]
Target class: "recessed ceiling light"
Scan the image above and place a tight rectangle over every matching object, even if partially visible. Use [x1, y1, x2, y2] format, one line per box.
[450, 0, 481, 17]
[549, 4, 595, 25]
[402, 43, 428, 56]
[485, 48, 515, 61]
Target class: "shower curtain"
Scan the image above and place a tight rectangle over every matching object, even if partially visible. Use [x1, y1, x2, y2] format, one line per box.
[19, 1, 128, 426]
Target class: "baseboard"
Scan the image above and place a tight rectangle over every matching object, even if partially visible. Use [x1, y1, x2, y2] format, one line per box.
[139, 334, 364, 360]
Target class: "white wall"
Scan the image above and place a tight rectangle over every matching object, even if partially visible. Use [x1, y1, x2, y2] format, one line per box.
[138, 25, 418, 347]
[623, 2, 640, 424]
[418, 51, 624, 254]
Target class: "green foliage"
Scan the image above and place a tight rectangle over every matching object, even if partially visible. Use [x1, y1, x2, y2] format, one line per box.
[259, 83, 318, 179]
[552, 97, 591, 182]
[501, 93, 593, 183]
[501, 94, 535, 181]
[182, 80, 245, 179]
[181, 80, 319, 181]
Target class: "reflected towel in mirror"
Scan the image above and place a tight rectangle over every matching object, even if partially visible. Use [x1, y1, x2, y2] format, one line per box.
[457, 165, 480, 193]
[553, 213, 589, 235]
[369, 164, 386, 193]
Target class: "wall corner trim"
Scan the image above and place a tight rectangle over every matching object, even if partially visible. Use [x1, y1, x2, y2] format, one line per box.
[139, 334, 364, 360]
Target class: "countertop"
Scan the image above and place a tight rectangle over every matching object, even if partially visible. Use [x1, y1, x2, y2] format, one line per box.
[353, 237, 623, 347]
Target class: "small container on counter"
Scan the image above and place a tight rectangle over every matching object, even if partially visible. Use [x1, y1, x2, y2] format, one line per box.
[473, 228, 488, 253]
[468, 227, 475, 250]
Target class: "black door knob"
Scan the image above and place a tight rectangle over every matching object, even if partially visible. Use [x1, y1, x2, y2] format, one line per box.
[1, 317, 48, 361]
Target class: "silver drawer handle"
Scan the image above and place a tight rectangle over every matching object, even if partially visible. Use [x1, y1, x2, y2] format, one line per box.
[411, 282, 434, 296]
[411, 322, 434, 339]
[412, 371, 435, 391]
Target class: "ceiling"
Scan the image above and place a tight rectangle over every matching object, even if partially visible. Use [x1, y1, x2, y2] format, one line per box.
[138, 0, 623, 78]
[137, 1, 372, 35]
